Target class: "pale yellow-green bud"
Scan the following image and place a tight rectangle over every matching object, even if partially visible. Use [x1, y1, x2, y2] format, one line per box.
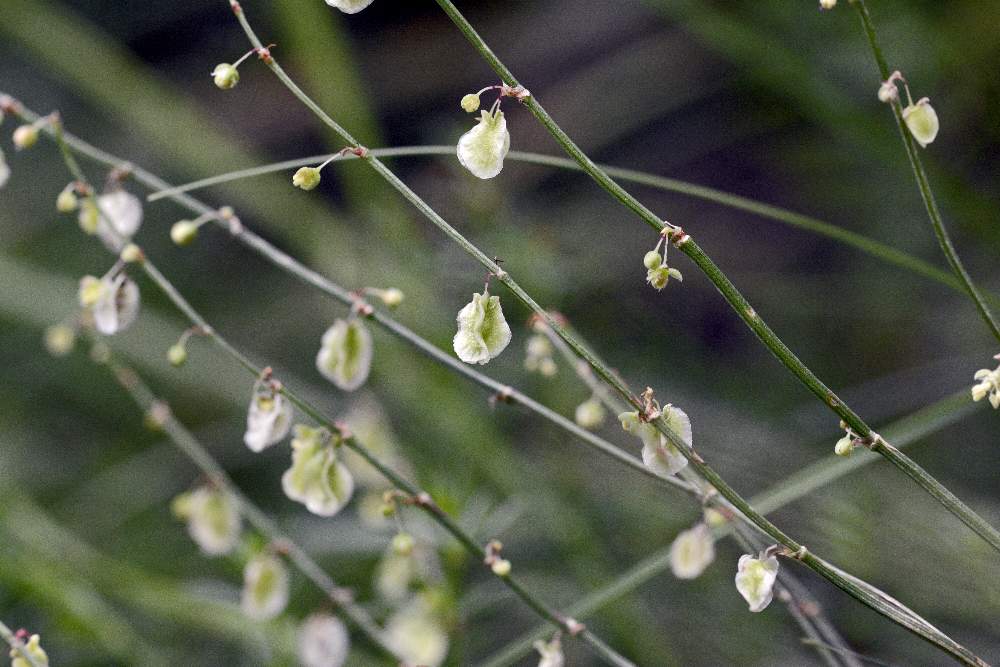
[643, 250, 662, 270]
[12, 124, 39, 150]
[460, 93, 481, 113]
[57, 187, 79, 212]
[819, 0, 836, 9]
[491, 558, 511, 576]
[212, 63, 240, 90]
[120, 243, 143, 263]
[78, 199, 100, 234]
[171, 220, 200, 246]
[834, 435, 854, 457]
[380, 287, 405, 308]
[44, 324, 76, 357]
[293, 166, 322, 191]
[167, 343, 188, 367]
[877, 80, 898, 104]
[903, 97, 939, 148]
[391, 532, 415, 557]
[78, 275, 104, 307]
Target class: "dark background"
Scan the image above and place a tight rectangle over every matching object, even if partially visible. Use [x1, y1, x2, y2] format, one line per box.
[1, 0, 999, 664]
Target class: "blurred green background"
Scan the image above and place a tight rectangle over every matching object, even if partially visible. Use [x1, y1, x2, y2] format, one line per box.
[1, 0, 999, 664]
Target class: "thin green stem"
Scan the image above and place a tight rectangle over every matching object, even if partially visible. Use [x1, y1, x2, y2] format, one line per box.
[224, 6, 990, 661]
[432, 0, 1000, 556]
[43, 103, 635, 667]
[0, 620, 44, 667]
[97, 350, 399, 660]
[5, 98, 692, 501]
[850, 0, 1000, 343]
[144, 147, 987, 310]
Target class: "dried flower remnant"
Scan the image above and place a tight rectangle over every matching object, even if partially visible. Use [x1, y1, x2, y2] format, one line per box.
[453, 289, 512, 364]
[316, 319, 373, 391]
[171, 485, 242, 556]
[670, 524, 716, 579]
[282, 425, 355, 517]
[241, 553, 290, 621]
[244, 377, 294, 452]
[298, 614, 350, 667]
[735, 553, 779, 612]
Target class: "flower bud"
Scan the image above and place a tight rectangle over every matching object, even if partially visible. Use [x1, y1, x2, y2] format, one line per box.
[170, 220, 200, 246]
[44, 324, 76, 357]
[834, 435, 854, 457]
[454, 290, 512, 364]
[460, 93, 481, 113]
[10, 633, 48, 667]
[380, 287, 405, 307]
[212, 63, 240, 90]
[903, 97, 939, 148]
[325, 0, 376, 14]
[120, 243, 143, 263]
[877, 80, 898, 104]
[819, 0, 836, 8]
[735, 554, 779, 612]
[490, 558, 511, 577]
[293, 166, 322, 191]
[242, 553, 290, 621]
[316, 319, 373, 391]
[298, 614, 350, 667]
[12, 124, 39, 150]
[457, 108, 511, 179]
[57, 187, 79, 212]
[77, 199, 99, 234]
[574, 397, 606, 430]
[167, 343, 188, 367]
[392, 532, 415, 557]
[643, 250, 662, 270]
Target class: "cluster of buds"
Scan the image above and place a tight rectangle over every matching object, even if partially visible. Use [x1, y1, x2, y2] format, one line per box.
[971, 355, 1000, 409]
[484, 539, 512, 577]
[643, 232, 682, 291]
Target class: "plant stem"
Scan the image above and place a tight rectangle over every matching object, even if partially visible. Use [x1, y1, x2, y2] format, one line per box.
[0, 620, 44, 667]
[97, 350, 399, 660]
[223, 6, 991, 661]
[146, 147, 989, 308]
[850, 0, 1000, 344]
[432, 0, 1000, 555]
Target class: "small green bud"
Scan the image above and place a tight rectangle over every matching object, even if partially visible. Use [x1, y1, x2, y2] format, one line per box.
[903, 97, 939, 148]
[78, 199, 99, 234]
[391, 532, 415, 557]
[212, 63, 240, 90]
[120, 243, 143, 263]
[381, 502, 396, 518]
[643, 250, 662, 270]
[56, 187, 79, 212]
[167, 343, 188, 367]
[380, 287, 405, 308]
[170, 220, 199, 246]
[12, 124, 39, 150]
[293, 166, 322, 191]
[44, 324, 76, 357]
[460, 93, 481, 113]
[491, 558, 512, 577]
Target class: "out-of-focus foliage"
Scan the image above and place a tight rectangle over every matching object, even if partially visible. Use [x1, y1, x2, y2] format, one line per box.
[1, 1, 999, 665]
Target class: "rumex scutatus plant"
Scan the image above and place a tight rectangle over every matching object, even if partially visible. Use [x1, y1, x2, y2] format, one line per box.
[2, 1, 998, 665]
